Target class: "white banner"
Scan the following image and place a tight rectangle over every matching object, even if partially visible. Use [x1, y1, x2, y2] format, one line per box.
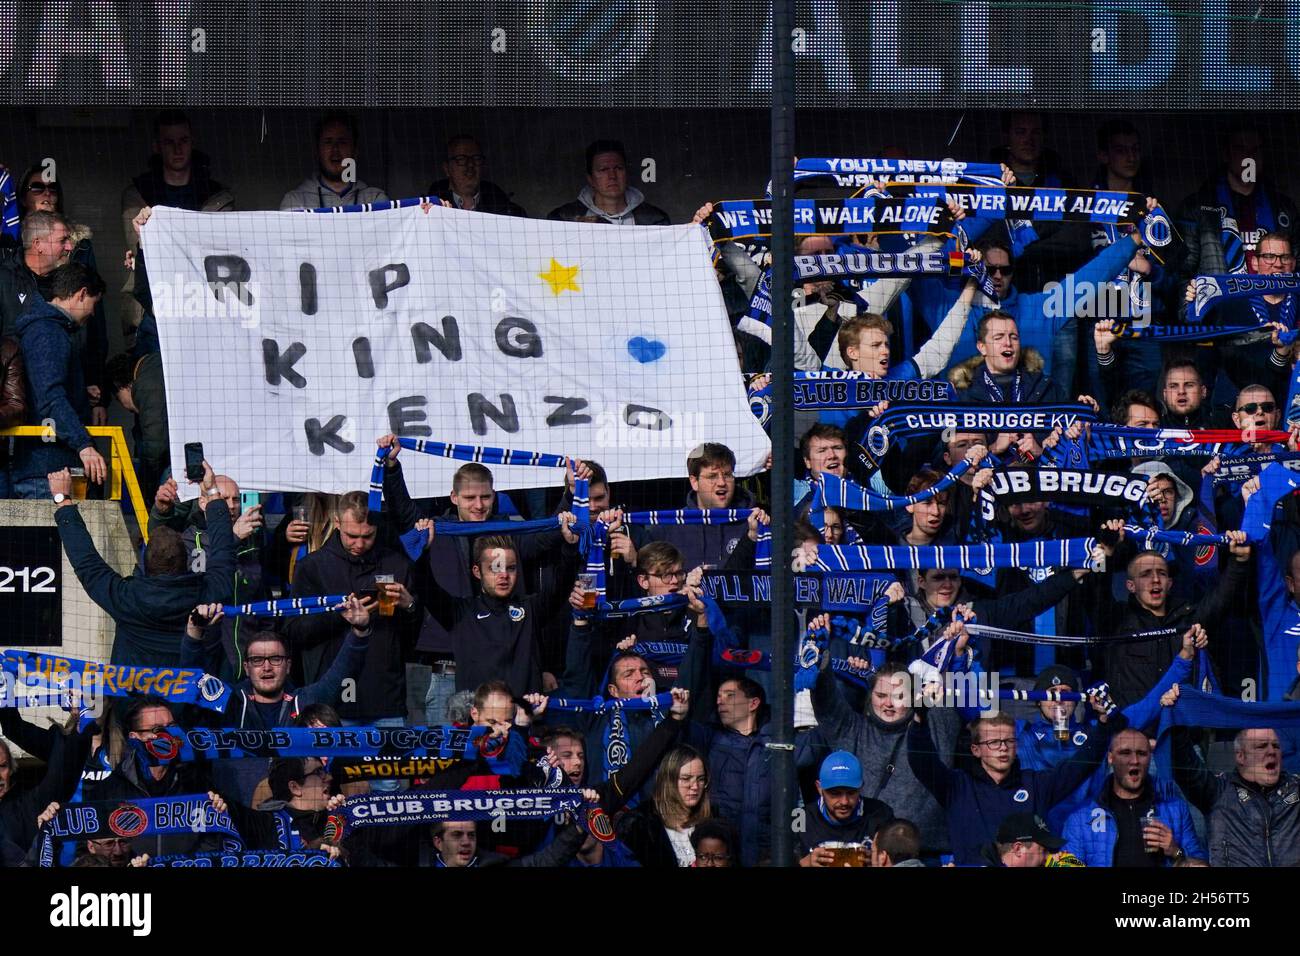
[141, 204, 769, 500]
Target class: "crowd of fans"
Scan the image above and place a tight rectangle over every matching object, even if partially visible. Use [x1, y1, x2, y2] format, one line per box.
[1, 109, 1299, 868]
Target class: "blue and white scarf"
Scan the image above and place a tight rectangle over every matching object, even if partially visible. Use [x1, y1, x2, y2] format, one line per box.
[809, 538, 1101, 573]
[708, 197, 950, 242]
[548, 693, 671, 780]
[366, 438, 571, 513]
[812, 462, 971, 512]
[866, 403, 1097, 455]
[793, 375, 955, 410]
[791, 157, 1004, 188]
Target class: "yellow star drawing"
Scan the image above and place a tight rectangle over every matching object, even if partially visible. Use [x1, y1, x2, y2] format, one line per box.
[538, 258, 581, 295]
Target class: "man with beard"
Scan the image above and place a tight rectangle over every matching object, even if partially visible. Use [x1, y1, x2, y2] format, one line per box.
[1062, 727, 1202, 867]
[797, 751, 893, 866]
[1163, 685, 1300, 866]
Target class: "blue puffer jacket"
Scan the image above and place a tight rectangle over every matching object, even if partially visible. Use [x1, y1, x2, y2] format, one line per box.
[696, 721, 772, 867]
[1061, 777, 1204, 867]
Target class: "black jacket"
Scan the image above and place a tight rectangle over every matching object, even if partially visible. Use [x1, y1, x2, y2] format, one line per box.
[439, 589, 546, 696]
[83, 756, 222, 859]
[427, 178, 527, 217]
[57, 499, 237, 667]
[0, 244, 50, 338]
[0, 726, 92, 852]
[129, 151, 229, 210]
[382, 459, 570, 655]
[285, 533, 418, 721]
[1101, 555, 1247, 708]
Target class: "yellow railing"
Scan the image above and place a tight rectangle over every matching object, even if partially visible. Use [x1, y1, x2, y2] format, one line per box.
[1, 425, 150, 542]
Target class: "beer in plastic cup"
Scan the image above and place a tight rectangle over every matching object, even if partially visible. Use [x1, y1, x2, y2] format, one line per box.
[69, 467, 89, 500]
[375, 573, 397, 616]
[577, 573, 598, 610]
[1053, 708, 1070, 743]
[822, 842, 866, 867]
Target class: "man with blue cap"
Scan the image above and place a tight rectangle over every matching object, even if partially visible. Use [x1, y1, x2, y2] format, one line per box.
[797, 751, 893, 866]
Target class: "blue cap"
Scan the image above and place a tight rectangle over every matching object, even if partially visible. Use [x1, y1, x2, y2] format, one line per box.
[819, 751, 863, 790]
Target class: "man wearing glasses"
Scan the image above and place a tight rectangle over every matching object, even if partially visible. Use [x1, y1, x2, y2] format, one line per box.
[908, 696, 1123, 866]
[428, 136, 526, 217]
[84, 697, 223, 859]
[181, 598, 372, 802]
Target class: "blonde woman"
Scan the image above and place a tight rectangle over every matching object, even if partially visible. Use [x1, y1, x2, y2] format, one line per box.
[278, 493, 339, 588]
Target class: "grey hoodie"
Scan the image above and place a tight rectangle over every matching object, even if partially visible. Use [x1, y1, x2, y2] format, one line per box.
[548, 185, 670, 226]
[1130, 461, 1194, 529]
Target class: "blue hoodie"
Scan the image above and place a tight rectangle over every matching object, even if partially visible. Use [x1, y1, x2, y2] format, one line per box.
[11, 298, 91, 482]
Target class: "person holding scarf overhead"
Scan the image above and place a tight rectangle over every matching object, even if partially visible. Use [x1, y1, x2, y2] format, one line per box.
[1176, 124, 1298, 280]
[907, 621, 1128, 868]
[546, 549, 717, 794]
[1178, 231, 1299, 398]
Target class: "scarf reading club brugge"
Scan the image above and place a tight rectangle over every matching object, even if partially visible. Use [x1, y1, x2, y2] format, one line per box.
[131, 724, 488, 764]
[1187, 273, 1300, 321]
[792, 374, 955, 411]
[0, 650, 230, 714]
[792, 248, 998, 302]
[148, 849, 339, 867]
[976, 468, 1150, 518]
[45, 795, 240, 843]
[338, 789, 587, 831]
[865, 403, 1098, 455]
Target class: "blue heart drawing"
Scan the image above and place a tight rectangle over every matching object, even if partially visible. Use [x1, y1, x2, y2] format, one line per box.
[627, 336, 667, 363]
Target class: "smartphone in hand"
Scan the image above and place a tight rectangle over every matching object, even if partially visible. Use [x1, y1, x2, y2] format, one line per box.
[184, 442, 205, 482]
